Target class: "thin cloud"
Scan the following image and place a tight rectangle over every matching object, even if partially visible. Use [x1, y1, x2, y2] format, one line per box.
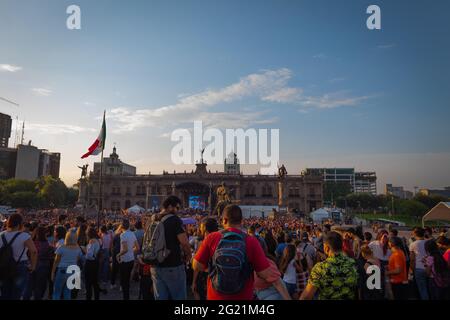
[262, 87, 303, 103]
[313, 53, 327, 59]
[300, 92, 370, 109]
[27, 123, 96, 135]
[0, 64, 22, 72]
[32, 88, 52, 96]
[84, 101, 97, 106]
[198, 111, 278, 129]
[107, 68, 371, 132]
[377, 44, 396, 49]
[108, 68, 292, 132]
[329, 77, 346, 83]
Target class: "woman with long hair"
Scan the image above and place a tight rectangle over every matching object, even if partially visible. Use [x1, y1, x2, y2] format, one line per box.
[53, 226, 66, 249]
[359, 245, 384, 299]
[84, 227, 101, 300]
[369, 229, 391, 264]
[264, 229, 277, 257]
[368, 229, 391, 298]
[77, 224, 88, 247]
[343, 231, 355, 258]
[279, 244, 301, 298]
[51, 229, 83, 300]
[110, 224, 123, 289]
[424, 239, 450, 300]
[99, 225, 112, 291]
[254, 238, 291, 300]
[23, 226, 54, 300]
[295, 239, 314, 297]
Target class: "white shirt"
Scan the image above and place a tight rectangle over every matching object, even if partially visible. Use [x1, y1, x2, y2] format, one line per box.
[0, 231, 30, 262]
[409, 239, 427, 269]
[283, 259, 297, 284]
[368, 240, 391, 262]
[86, 239, 101, 261]
[120, 230, 137, 263]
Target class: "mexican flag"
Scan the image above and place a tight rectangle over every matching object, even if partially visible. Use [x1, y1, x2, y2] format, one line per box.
[81, 111, 106, 159]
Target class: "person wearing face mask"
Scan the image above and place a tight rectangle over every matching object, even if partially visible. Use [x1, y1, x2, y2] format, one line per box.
[300, 231, 358, 300]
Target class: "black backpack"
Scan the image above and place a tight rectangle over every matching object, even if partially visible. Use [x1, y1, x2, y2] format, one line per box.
[0, 232, 26, 281]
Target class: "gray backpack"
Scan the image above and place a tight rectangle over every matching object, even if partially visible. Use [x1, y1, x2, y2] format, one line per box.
[142, 213, 173, 265]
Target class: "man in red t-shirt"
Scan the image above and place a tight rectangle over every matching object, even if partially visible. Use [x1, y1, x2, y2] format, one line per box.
[193, 205, 272, 300]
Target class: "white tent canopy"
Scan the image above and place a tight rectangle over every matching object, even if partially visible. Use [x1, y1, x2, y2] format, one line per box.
[310, 208, 330, 222]
[240, 205, 278, 218]
[422, 202, 450, 226]
[127, 204, 145, 214]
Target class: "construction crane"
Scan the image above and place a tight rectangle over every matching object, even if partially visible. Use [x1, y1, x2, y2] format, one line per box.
[0, 96, 19, 107]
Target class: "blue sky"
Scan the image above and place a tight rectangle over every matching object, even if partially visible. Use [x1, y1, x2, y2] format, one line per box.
[0, 0, 449, 192]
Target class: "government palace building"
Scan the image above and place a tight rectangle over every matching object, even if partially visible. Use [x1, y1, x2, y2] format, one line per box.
[78, 147, 324, 214]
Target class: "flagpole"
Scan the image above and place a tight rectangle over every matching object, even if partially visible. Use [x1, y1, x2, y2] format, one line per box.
[98, 148, 103, 229]
[98, 110, 106, 229]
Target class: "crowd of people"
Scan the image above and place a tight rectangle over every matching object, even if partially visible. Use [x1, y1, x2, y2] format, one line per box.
[0, 195, 449, 300]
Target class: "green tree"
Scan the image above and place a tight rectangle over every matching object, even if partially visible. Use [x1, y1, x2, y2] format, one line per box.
[1, 179, 36, 194]
[0, 179, 38, 206]
[344, 193, 379, 210]
[0, 177, 77, 209]
[375, 194, 390, 209]
[37, 176, 68, 208]
[8, 191, 41, 208]
[66, 187, 79, 207]
[324, 182, 352, 204]
[398, 200, 428, 217]
[414, 194, 448, 209]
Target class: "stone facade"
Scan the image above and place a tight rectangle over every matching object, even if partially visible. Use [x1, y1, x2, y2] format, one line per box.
[80, 150, 323, 214]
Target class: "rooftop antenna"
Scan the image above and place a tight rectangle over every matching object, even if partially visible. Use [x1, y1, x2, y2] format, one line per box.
[14, 116, 19, 148]
[21, 121, 25, 145]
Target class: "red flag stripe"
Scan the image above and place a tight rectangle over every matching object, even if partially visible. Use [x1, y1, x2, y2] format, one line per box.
[81, 138, 100, 159]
